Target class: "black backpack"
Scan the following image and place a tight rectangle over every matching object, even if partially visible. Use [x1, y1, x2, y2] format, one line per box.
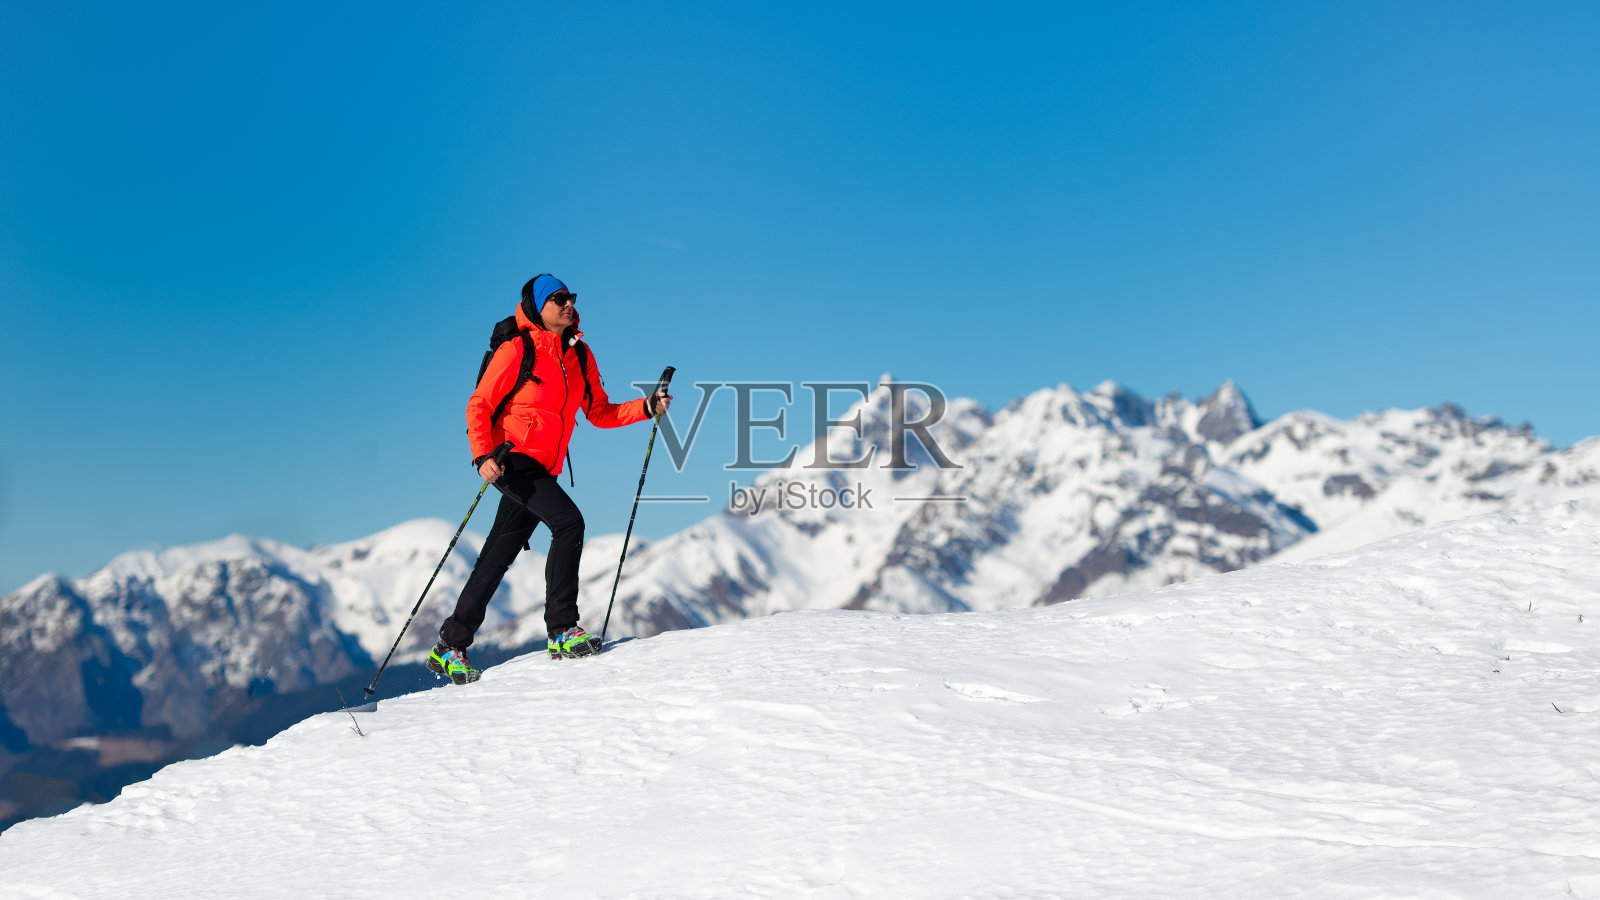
[475, 316, 593, 426]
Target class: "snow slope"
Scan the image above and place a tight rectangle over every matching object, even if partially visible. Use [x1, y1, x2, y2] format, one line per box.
[4, 502, 1598, 898]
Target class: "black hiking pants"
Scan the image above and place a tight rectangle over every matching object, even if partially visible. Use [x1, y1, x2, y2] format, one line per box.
[440, 453, 584, 649]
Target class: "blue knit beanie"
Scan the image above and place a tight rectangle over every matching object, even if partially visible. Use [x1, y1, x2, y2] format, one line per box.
[522, 273, 568, 314]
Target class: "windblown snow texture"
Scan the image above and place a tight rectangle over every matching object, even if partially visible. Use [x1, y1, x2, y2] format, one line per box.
[2, 503, 1598, 897]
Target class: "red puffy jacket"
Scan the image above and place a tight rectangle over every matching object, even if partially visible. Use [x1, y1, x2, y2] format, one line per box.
[467, 304, 649, 475]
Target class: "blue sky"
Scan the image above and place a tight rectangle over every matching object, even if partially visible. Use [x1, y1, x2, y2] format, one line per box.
[2, 1, 1597, 593]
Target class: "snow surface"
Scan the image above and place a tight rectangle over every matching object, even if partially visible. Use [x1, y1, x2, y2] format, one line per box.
[4, 503, 1600, 898]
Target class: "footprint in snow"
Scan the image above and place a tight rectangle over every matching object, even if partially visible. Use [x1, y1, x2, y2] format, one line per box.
[943, 681, 1047, 704]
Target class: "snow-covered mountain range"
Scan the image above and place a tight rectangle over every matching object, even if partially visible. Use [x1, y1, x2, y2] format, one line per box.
[4, 502, 1598, 897]
[3, 379, 1597, 828]
[601, 377, 1598, 633]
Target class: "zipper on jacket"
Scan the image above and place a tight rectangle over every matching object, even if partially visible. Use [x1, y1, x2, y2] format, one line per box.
[556, 342, 575, 486]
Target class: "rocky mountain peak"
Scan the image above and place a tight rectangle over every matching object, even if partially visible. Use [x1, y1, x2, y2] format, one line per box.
[1085, 380, 1155, 428]
[1194, 379, 1261, 446]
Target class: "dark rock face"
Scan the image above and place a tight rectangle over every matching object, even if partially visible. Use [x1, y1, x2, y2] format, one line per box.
[1039, 541, 1144, 606]
[1028, 465, 1311, 605]
[0, 578, 102, 745]
[1324, 475, 1378, 499]
[1196, 381, 1262, 446]
[1099, 382, 1155, 428]
[0, 706, 28, 755]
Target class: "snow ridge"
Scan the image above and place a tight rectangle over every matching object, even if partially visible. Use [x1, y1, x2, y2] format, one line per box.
[3, 503, 1598, 897]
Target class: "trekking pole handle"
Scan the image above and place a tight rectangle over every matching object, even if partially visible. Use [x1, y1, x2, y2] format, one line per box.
[653, 367, 675, 415]
[479, 440, 513, 482]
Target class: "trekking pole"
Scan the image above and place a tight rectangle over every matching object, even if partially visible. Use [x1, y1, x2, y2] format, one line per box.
[363, 441, 512, 698]
[600, 366, 675, 647]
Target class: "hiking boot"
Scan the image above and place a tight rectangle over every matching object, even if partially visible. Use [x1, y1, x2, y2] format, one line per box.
[547, 626, 601, 659]
[426, 641, 481, 685]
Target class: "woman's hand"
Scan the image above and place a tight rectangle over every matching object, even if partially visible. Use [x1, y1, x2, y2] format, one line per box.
[650, 390, 673, 417]
[478, 456, 504, 482]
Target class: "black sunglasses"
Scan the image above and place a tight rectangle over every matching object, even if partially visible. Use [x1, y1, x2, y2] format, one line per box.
[546, 292, 577, 306]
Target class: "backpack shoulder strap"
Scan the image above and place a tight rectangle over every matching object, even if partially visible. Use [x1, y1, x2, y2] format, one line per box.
[572, 339, 594, 409]
[489, 330, 539, 426]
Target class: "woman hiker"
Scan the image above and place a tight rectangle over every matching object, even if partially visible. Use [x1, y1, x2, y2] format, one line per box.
[428, 273, 672, 684]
